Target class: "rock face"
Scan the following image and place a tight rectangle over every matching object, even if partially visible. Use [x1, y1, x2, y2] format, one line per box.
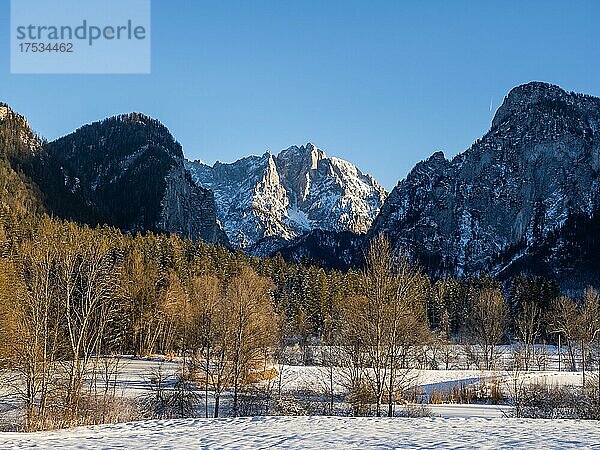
[371, 82, 600, 284]
[187, 143, 387, 250]
[0, 103, 41, 153]
[38, 113, 227, 244]
[0, 103, 46, 214]
[158, 167, 226, 244]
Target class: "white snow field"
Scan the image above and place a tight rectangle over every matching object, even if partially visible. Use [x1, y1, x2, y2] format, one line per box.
[0, 356, 594, 448]
[1, 416, 600, 449]
[0, 356, 583, 428]
[81, 357, 585, 403]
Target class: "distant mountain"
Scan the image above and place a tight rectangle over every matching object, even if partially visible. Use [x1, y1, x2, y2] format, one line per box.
[186, 143, 387, 251]
[3, 82, 600, 292]
[371, 81, 600, 290]
[22, 113, 227, 244]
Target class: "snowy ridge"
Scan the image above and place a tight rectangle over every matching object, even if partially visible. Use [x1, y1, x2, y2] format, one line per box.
[186, 143, 387, 250]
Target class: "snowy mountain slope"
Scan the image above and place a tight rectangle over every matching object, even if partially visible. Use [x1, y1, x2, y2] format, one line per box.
[187, 143, 387, 250]
[371, 82, 600, 284]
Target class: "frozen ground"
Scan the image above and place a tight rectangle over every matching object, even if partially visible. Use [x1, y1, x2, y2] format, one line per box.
[1, 357, 594, 448]
[0, 356, 584, 427]
[103, 357, 584, 400]
[1, 416, 599, 449]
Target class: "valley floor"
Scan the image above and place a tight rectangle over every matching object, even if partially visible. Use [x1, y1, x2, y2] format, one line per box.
[1, 416, 599, 449]
[1, 356, 595, 448]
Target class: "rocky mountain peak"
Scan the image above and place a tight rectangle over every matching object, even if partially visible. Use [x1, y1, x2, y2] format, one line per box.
[429, 150, 447, 162]
[0, 103, 11, 121]
[390, 151, 450, 196]
[0, 103, 31, 130]
[492, 81, 600, 130]
[0, 103, 46, 214]
[277, 142, 326, 171]
[492, 82, 564, 127]
[54, 114, 174, 162]
[372, 82, 600, 288]
[413, 150, 448, 171]
[0, 102, 40, 155]
[187, 143, 387, 250]
[119, 111, 156, 124]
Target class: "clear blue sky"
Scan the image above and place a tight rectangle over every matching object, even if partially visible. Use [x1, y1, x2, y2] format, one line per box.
[1, 0, 599, 189]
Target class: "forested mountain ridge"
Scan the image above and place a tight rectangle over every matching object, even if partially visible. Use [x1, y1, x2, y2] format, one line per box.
[2, 81, 600, 293]
[9, 111, 227, 244]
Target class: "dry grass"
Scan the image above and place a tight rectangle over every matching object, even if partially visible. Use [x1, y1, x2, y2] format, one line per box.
[246, 368, 278, 383]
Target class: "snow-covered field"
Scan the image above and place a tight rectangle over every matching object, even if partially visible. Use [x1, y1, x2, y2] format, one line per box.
[93, 357, 584, 400]
[280, 364, 583, 396]
[1, 356, 585, 428]
[1, 416, 599, 449]
[1, 357, 596, 448]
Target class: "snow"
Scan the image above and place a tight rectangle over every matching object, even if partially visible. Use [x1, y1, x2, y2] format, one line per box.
[427, 404, 510, 418]
[2, 355, 581, 404]
[286, 205, 311, 231]
[185, 143, 387, 249]
[1, 416, 599, 449]
[1, 357, 597, 447]
[277, 363, 585, 408]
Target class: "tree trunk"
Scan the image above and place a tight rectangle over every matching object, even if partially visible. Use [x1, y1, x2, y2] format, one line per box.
[204, 344, 210, 418]
[214, 392, 220, 418]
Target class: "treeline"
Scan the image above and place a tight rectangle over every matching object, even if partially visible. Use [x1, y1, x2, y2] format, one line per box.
[0, 211, 599, 429]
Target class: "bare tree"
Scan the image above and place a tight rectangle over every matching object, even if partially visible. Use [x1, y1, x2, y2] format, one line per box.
[344, 235, 429, 417]
[57, 226, 119, 423]
[2, 225, 63, 431]
[580, 288, 600, 388]
[467, 286, 507, 370]
[549, 296, 580, 371]
[515, 301, 542, 371]
[385, 256, 429, 417]
[186, 274, 222, 418]
[207, 309, 232, 419]
[122, 243, 168, 356]
[356, 235, 395, 416]
[226, 267, 277, 417]
[338, 295, 370, 416]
